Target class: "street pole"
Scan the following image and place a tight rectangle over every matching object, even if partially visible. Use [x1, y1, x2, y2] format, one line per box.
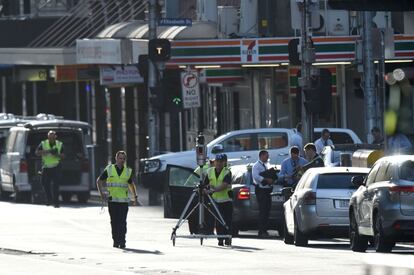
[362, 11, 376, 143]
[300, 0, 315, 144]
[148, 0, 159, 157]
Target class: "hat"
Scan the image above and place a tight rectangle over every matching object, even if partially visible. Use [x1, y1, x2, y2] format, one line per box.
[215, 154, 226, 161]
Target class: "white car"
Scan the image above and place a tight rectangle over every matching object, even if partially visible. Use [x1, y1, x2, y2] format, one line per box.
[139, 127, 362, 191]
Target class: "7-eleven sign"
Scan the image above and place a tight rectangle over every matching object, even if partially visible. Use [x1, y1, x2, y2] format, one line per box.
[241, 39, 259, 63]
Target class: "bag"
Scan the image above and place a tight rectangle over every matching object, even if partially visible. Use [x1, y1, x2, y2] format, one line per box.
[259, 167, 278, 181]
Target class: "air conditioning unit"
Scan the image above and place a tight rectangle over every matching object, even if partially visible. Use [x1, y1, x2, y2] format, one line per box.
[218, 6, 239, 38]
[315, 9, 349, 36]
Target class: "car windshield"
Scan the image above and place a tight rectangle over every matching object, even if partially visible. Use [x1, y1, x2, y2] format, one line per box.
[400, 161, 414, 181]
[317, 173, 366, 189]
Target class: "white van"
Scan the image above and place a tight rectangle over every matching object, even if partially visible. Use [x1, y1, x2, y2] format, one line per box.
[0, 119, 91, 203]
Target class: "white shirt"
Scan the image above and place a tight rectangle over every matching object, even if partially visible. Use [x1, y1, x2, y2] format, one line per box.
[252, 160, 271, 189]
[291, 131, 303, 151]
[314, 137, 333, 154]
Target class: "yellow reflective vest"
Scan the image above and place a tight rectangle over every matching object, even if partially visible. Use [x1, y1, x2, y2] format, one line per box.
[41, 140, 63, 168]
[207, 167, 232, 203]
[105, 164, 132, 203]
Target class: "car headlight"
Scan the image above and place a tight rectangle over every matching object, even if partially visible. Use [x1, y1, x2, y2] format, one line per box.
[143, 159, 161, 173]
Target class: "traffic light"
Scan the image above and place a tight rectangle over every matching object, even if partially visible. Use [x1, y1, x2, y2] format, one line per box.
[288, 39, 301, 66]
[162, 70, 183, 113]
[148, 39, 171, 62]
[149, 85, 164, 110]
[137, 54, 149, 81]
[297, 69, 332, 116]
[328, 0, 414, 11]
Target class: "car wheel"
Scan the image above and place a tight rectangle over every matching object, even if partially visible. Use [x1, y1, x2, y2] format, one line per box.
[61, 192, 72, 203]
[77, 192, 89, 203]
[294, 216, 308, 247]
[283, 218, 294, 245]
[374, 214, 395, 253]
[0, 184, 9, 200]
[349, 211, 368, 252]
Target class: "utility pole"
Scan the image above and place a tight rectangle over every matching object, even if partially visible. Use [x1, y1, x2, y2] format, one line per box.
[148, 0, 159, 156]
[299, 0, 316, 144]
[362, 11, 376, 143]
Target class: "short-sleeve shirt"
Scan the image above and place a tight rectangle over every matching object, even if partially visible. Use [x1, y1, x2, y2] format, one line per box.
[98, 165, 134, 184]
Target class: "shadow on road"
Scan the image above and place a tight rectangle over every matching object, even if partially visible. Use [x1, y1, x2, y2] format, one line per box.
[121, 247, 163, 255]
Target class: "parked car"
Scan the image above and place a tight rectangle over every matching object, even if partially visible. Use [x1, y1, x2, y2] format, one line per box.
[283, 166, 369, 246]
[0, 119, 92, 203]
[349, 155, 414, 253]
[164, 164, 285, 236]
[140, 127, 362, 192]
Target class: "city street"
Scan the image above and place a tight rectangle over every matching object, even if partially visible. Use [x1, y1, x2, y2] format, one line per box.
[0, 199, 414, 275]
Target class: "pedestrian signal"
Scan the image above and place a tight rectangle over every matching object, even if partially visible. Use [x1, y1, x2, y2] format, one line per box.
[148, 39, 171, 62]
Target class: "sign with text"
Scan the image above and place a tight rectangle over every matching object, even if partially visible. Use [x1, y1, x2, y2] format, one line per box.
[158, 18, 192, 26]
[181, 70, 201, 109]
[100, 66, 143, 85]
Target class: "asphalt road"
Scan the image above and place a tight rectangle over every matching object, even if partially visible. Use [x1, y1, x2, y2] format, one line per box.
[0, 201, 413, 275]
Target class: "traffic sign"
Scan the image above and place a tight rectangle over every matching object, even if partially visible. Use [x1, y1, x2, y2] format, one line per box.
[158, 18, 192, 27]
[181, 70, 201, 109]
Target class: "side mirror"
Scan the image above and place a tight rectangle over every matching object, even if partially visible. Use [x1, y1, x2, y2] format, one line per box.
[211, 144, 224, 154]
[351, 175, 365, 187]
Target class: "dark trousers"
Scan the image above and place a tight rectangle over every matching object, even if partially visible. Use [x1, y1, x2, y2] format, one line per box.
[108, 202, 129, 246]
[256, 187, 272, 234]
[41, 166, 61, 205]
[214, 201, 233, 243]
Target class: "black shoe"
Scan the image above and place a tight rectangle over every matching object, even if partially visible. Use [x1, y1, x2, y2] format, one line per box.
[119, 244, 126, 249]
[225, 239, 232, 246]
[54, 204, 60, 208]
[218, 241, 224, 246]
[113, 243, 119, 248]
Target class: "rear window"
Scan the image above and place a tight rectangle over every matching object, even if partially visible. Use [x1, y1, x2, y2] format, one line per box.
[317, 173, 366, 189]
[313, 132, 354, 144]
[400, 161, 414, 181]
[26, 130, 85, 159]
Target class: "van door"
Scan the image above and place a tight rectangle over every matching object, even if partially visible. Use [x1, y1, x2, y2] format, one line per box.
[0, 130, 18, 192]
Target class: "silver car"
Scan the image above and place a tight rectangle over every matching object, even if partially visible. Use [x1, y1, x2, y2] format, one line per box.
[349, 155, 414, 253]
[283, 167, 369, 246]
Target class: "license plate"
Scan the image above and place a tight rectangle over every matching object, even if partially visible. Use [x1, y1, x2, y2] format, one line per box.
[334, 199, 349, 208]
[272, 195, 284, 202]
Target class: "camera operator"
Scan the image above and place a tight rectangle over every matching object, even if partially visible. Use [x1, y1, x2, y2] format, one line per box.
[203, 154, 233, 246]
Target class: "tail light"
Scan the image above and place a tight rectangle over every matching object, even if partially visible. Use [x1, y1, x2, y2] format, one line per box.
[81, 160, 90, 173]
[303, 191, 316, 205]
[389, 185, 414, 194]
[19, 159, 28, 173]
[237, 187, 250, 200]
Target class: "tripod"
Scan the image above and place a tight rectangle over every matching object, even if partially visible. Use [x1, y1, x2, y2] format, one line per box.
[170, 170, 232, 246]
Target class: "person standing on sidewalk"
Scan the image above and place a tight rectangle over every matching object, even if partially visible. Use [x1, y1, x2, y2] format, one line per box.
[35, 130, 65, 208]
[252, 150, 274, 238]
[96, 151, 138, 249]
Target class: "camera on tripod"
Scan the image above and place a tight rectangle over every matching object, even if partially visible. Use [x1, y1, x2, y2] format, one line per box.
[196, 132, 207, 167]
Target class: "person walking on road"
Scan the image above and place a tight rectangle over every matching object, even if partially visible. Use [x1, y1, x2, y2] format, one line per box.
[314, 128, 333, 154]
[291, 122, 303, 154]
[96, 151, 138, 249]
[205, 154, 233, 246]
[252, 150, 274, 238]
[371, 127, 384, 145]
[35, 130, 65, 208]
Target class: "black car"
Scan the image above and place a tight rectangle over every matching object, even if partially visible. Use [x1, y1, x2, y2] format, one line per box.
[163, 164, 285, 236]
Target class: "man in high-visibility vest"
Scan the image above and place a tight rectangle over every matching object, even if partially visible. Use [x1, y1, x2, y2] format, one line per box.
[96, 151, 138, 249]
[205, 153, 233, 246]
[35, 130, 65, 208]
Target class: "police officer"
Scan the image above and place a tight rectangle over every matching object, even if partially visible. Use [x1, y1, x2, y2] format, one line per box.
[35, 130, 64, 208]
[96, 151, 138, 249]
[205, 154, 232, 246]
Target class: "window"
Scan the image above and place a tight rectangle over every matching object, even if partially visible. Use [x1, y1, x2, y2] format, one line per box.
[317, 173, 366, 189]
[375, 163, 391, 182]
[222, 134, 254, 152]
[312, 132, 353, 144]
[257, 132, 288, 150]
[400, 161, 414, 181]
[169, 166, 199, 187]
[366, 163, 380, 186]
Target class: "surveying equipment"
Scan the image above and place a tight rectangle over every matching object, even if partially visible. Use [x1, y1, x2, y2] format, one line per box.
[170, 133, 232, 246]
